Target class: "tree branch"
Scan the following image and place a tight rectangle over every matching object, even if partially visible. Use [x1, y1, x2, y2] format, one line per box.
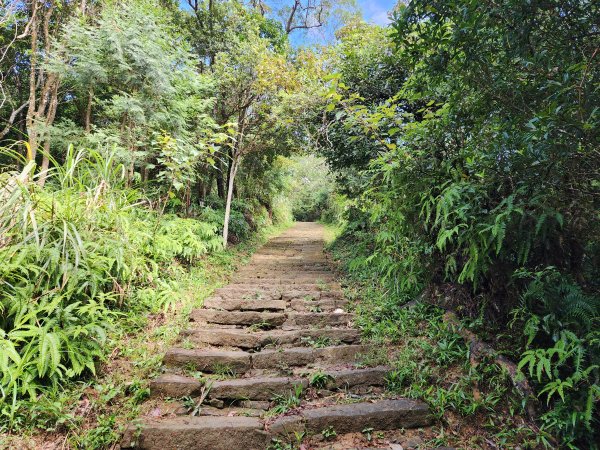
[285, 0, 325, 34]
[0, 101, 28, 140]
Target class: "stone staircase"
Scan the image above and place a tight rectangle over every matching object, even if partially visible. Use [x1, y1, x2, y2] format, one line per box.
[121, 223, 431, 449]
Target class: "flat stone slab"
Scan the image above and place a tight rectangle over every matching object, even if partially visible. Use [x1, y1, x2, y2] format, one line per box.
[203, 297, 287, 311]
[323, 366, 390, 390]
[214, 287, 283, 300]
[252, 347, 316, 369]
[289, 298, 348, 312]
[150, 374, 203, 398]
[284, 312, 354, 328]
[191, 309, 286, 327]
[192, 406, 263, 417]
[234, 271, 336, 278]
[251, 345, 370, 370]
[163, 348, 251, 373]
[235, 269, 332, 278]
[302, 399, 431, 432]
[229, 277, 336, 286]
[270, 399, 431, 436]
[209, 377, 308, 401]
[315, 344, 372, 364]
[121, 416, 270, 450]
[183, 328, 361, 349]
[227, 282, 342, 291]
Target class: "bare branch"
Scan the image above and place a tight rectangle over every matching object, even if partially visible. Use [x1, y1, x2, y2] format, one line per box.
[186, 0, 199, 13]
[284, 0, 326, 34]
[0, 101, 28, 140]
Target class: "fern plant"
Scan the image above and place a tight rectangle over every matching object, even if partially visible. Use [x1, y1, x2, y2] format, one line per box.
[0, 146, 225, 429]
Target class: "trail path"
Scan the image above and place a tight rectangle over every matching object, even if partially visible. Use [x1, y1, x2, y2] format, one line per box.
[122, 223, 431, 449]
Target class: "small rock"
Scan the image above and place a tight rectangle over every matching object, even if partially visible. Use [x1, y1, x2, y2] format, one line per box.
[206, 398, 224, 408]
[239, 400, 271, 410]
[149, 407, 162, 417]
[270, 414, 305, 435]
[404, 436, 423, 449]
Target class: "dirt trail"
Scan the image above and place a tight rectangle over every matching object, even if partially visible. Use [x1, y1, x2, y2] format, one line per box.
[122, 223, 431, 449]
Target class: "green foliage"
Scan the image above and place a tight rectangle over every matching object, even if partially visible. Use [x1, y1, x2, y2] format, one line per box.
[322, 425, 337, 439]
[513, 268, 600, 447]
[308, 371, 333, 389]
[267, 385, 304, 417]
[323, 1, 599, 447]
[331, 237, 544, 447]
[48, 0, 219, 194]
[0, 147, 222, 429]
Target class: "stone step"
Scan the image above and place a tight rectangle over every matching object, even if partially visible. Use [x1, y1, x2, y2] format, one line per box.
[192, 308, 353, 328]
[184, 405, 264, 417]
[232, 274, 337, 283]
[182, 327, 361, 349]
[209, 376, 308, 401]
[251, 344, 370, 369]
[284, 290, 344, 301]
[190, 306, 354, 329]
[150, 373, 203, 398]
[289, 297, 349, 312]
[214, 287, 284, 300]
[150, 366, 390, 399]
[269, 399, 431, 436]
[234, 268, 334, 274]
[213, 286, 344, 301]
[247, 267, 331, 273]
[203, 297, 287, 311]
[235, 269, 332, 276]
[191, 309, 286, 327]
[319, 366, 390, 391]
[227, 280, 342, 290]
[163, 345, 370, 373]
[121, 416, 270, 450]
[283, 312, 354, 328]
[163, 348, 251, 373]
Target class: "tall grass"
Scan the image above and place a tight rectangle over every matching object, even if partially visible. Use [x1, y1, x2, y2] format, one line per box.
[0, 145, 222, 428]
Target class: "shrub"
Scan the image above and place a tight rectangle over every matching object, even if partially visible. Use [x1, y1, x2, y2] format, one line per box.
[0, 147, 222, 427]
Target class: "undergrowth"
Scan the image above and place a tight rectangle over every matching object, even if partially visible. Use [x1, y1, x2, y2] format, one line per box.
[328, 234, 548, 449]
[0, 147, 290, 448]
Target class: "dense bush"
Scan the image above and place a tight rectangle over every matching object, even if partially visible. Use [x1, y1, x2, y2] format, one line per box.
[0, 148, 222, 426]
[323, 1, 599, 447]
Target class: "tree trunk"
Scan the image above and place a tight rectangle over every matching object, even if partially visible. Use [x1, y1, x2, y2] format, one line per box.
[216, 162, 225, 199]
[222, 104, 250, 247]
[128, 160, 134, 185]
[206, 173, 214, 198]
[37, 140, 51, 187]
[25, 2, 61, 169]
[222, 155, 239, 247]
[84, 89, 93, 132]
[25, 2, 40, 161]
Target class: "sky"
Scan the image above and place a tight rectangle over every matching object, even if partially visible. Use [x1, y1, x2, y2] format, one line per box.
[358, 0, 396, 26]
[180, 0, 398, 46]
[289, 0, 397, 46]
